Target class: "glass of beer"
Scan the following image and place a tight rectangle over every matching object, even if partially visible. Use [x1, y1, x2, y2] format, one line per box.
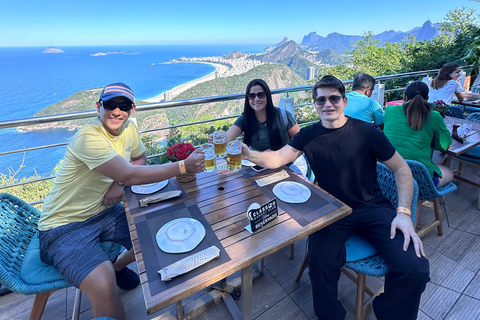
[200, 143, 216, 172]
[227, 140, 242, 172]
[213, 131, 227, 158]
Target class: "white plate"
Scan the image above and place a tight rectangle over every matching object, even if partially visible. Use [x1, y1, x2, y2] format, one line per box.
[156, 218, 206, 253]
[131, 180, 169, 194]
[242, 159, 256, 167]
[272, 181, 311, 204]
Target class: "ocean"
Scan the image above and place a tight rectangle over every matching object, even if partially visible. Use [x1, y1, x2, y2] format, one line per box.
[0, 44, 267, 179]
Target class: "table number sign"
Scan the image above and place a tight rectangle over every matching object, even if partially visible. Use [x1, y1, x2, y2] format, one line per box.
[245, 198, 278, 233]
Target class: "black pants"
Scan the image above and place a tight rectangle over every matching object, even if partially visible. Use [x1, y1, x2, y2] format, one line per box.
[307, 203, 430, 320]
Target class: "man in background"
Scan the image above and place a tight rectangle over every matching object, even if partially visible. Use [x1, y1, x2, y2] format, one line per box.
[345, 73, 385, 129]
[39, 82, 205, 320]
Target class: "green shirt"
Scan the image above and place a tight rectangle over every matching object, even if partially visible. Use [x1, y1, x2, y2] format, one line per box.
[384, 104, 452, 178]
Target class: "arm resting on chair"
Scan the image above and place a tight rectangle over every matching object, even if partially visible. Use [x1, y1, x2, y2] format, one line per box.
[382, 152, 425, 258]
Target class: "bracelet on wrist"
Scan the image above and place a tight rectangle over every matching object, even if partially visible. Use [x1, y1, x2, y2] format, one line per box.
[178, 160, 187, 175]
[397, 206, 411, 216]
[117, 181, 125, 187]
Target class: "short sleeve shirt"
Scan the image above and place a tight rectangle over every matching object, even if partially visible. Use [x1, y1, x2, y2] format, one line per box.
[384, 104, 452, 177]
[39, 118, 146, 230]
[428, 80, 463, 105]
[345, 91, 384, 125]
[289, 118, 395, 207]
[233, 108, 296, 151]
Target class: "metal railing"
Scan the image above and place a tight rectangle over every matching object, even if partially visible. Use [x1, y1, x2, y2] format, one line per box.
[1, 65, 477, 203]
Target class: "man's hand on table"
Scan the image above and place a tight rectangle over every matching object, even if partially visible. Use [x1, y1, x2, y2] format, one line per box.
[185, 149, 206, 173]
[390, 213, 425, 258]
[102, 181, 125, 206]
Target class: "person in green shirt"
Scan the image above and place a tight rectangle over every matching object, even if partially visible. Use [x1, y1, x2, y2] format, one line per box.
[384, 81, 453, 187]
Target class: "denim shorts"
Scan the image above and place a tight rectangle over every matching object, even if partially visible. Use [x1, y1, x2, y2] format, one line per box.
[432, 172, 440, 188]
[38, 203, 132, 287]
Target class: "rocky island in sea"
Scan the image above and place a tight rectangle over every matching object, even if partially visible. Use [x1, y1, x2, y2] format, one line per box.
[43, 47, 65, 53]
[90, 51, 139, 56]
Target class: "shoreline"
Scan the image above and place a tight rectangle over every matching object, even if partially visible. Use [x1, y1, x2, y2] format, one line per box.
[144, 62, 231, 103]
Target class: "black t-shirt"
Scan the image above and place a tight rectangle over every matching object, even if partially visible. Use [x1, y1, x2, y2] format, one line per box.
[289, 118, 396, 208]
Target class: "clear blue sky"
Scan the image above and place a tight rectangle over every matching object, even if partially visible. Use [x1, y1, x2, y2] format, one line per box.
[0, 0, 476, 47]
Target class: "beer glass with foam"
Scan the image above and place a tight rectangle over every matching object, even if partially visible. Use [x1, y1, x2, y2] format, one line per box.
[227, 140, 242, 172]
[200, 143, 216, 172]
[213, 131, 227, 158]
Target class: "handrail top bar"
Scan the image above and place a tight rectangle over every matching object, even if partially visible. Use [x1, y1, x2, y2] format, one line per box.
[1, 64, 477, 130]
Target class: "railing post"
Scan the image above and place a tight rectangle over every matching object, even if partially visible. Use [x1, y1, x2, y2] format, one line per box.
[372, 83, 385, 107]
[279, 96, 295, 115]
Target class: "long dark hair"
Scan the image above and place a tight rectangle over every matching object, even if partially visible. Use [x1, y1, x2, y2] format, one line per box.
[243, 79, 283, 150]
[403, 81, 432, 130]
[431, 62, 460, 90]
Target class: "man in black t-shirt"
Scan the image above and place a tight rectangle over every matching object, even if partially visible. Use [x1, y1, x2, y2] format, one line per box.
[242, 76, 430, 320]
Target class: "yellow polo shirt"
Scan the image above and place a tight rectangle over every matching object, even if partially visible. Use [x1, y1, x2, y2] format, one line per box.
[39, 118, 145, 231]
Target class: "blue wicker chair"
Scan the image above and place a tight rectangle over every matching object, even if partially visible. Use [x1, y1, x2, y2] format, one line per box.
[295, 163, 419, 320]
[451, 112, 480, 209]
[446, 105, 465, 119]
[406, 160, 457, 237]
[0, 193, 120, 320]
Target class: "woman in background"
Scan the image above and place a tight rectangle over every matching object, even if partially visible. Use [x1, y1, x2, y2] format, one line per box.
[428, 62, 464, 105]
[211, 78, 307, 175]
[385, 81, 453, 187]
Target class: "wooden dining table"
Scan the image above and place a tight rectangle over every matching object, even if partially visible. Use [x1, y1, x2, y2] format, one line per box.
[452, 97, 480, 113]
[444, 116, 480, 157]
[123, 160, 351, 320]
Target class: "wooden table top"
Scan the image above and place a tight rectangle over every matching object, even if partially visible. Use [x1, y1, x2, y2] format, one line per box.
[452, 99, 480, 108]
[123, 165, 351, 316]
[445, 116, 480, 156]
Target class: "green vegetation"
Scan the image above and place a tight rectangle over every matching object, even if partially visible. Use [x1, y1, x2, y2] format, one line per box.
[1, 158, 60, 208]
[318, 7, 480, 101]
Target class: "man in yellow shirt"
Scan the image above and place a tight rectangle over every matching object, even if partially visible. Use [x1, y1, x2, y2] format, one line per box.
[39, 82, 205, 320]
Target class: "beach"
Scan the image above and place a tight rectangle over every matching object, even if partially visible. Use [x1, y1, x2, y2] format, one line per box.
[144, 62, 231, 103]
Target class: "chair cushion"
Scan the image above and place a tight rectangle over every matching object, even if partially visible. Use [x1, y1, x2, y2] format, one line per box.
[459, 146, 480, 159]
[20, 234, 122, 285]
[345, 234, 378, 262]
[20, 235, 64, 284]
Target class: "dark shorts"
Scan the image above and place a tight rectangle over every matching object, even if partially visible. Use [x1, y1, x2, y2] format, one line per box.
[432, 172, 440, 187]
[38, 203, 132, 287]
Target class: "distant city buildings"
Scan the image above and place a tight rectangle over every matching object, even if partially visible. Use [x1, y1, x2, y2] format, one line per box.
[173, 55, 264, 77]
[307, 67, 315, 80]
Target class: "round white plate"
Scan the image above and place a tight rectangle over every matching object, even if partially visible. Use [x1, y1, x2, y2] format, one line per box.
[272, 181, 311, 204]
[242, 159, 256, 167]
[156, 218, 206, 253]
[131, 180, 169, 195]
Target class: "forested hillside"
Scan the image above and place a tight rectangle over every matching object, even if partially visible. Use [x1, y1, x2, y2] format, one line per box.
[27, 63, 308, 133]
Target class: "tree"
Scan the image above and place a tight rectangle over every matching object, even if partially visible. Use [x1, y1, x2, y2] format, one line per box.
[439, 7, 477, 38]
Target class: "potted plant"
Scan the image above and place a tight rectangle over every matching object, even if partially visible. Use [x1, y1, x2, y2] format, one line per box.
[165, 142, 197, 182]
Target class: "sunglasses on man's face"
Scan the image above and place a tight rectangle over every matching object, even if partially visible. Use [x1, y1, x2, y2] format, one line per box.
[247, 92, 267, 100]
[314, 95, 343, 106]
[102, 100, 133, 112]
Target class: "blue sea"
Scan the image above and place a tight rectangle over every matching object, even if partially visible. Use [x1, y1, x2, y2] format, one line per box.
[0, 44, 267, 179]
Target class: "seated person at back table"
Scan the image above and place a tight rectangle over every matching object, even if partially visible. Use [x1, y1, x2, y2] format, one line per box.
[345, 73, 385, 130]
[210, 78, 307, 175]
[38, 82, 205, 320]
[242, 75, 430, 320]
[428, 62, 464, 105]
[384, 81, 454, 187]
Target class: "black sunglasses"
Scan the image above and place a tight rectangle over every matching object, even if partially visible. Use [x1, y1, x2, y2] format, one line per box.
[314, 95, 343, 106]
[102, 100, 133, 112]
[247, 92, 267, 100]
